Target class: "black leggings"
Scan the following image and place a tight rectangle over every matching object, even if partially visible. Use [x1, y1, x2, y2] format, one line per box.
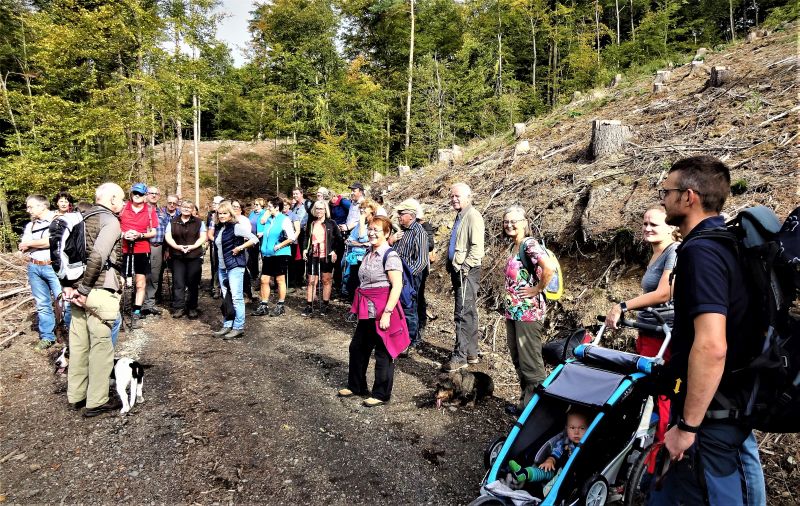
[171, 257, 202, 310]
[347, 319, 395, 401]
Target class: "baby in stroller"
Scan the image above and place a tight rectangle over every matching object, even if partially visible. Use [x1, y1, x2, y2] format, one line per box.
[509, 407, 589, 483]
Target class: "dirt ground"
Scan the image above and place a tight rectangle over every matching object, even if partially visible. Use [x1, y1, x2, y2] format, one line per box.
[0, 269, 518, 505]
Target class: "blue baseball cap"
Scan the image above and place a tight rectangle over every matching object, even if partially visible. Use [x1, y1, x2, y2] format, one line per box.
[131, 182, 148, 195]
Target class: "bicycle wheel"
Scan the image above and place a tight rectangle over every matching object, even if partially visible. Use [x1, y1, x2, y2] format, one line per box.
[623, 444, 658, 506]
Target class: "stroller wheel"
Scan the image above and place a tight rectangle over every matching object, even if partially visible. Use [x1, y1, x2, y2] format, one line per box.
[483, 436, 506, 470]
[467, 495, 509, 506]
[580, 473, 609, 506]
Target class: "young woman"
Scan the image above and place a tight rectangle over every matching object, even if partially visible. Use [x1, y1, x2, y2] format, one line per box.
[604, 205, 678, 441]
[338, 216, 409, 407]
[301, 201, 342, 317]
[212, 201, 259, 339]
[165, 200, 206, 319]
[502, 205, 556, 415]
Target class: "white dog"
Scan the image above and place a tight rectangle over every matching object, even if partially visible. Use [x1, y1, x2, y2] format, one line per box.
[113, 358, 145, 415]
[54, 346, 145, 415]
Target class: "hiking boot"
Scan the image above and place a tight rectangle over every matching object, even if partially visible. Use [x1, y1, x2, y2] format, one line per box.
[467, 355, 481, 365]
[441, 360, 468, 372]
[223, 329, 244, 340]
[142, 307, 162, 316]
[83, 397, 122, 418]
[251, 303, 270, 316]
[301, 304, 314, 317]
[319, 302, 330, 317]
[212, 327, 230, 338]
[131, 313, 143, 329]
[71, 399, 86, 411]
[171, 309, 186, 319]
[34, 339, 55, 351]
[187, 309, 199, 319]
[269, 304, 285, 317]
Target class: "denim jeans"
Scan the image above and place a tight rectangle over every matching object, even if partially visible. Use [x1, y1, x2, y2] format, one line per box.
[28, 263, 63, 342]
[219, 266, 245, 330]
[406, 272, 422, 347]
[741, 432, 766, 506]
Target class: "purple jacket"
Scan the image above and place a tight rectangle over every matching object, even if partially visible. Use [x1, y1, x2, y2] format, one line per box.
[350, 286, 410, 358]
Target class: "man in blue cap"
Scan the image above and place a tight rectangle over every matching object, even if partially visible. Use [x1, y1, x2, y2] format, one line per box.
[119, 182, 158, 329]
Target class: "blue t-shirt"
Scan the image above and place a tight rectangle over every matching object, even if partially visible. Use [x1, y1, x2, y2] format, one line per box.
[330, 198, 351, 226]
[669, 215, 749, 412]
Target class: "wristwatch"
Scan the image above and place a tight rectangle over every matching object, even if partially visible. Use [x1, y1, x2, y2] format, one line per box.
[619, 301, 628, 312]
[677, 416, 701, 433]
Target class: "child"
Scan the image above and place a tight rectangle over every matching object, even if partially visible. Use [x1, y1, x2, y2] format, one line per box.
[508, 407, 590, 485]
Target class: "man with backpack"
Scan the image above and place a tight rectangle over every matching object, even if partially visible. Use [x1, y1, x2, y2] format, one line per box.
[443, 182, 485, 373]
[391, 199, 429, 354]
[119, 183, 158, 329]
[653, 155, 764, 505]
[18, 195, 63, 350]
[63, 182, 125, 417]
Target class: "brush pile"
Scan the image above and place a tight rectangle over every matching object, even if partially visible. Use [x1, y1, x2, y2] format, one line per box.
[0, 254, 33, 348]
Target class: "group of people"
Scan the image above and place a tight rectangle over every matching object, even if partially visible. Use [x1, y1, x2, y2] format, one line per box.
[18, 154, 766, 504]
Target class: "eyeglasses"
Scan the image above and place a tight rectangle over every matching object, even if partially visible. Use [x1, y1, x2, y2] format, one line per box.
[502, 219, 524, 226]
[167, 201, 178, 205]
[231, 204, 241, 209]
[132, 191, 145, 197]
[397, 211, 412, 216]
[367, 227, 382, 233]
[147, 191, 160, 195]
[657, 188, 686, 200]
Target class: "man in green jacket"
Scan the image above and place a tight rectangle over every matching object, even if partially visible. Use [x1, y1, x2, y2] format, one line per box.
[442, 182, 485, 372]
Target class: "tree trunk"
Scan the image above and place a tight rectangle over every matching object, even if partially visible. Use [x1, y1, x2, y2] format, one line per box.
[434, 53, 443, 143]
[630, 0, 635, 42]
[590, 120, 632, 159]
[595, 0, 601, 63]
[729, 0, 736, 41]
[193, 93, 200, 207]
[404, 0, 415, 161]
[385, 115, 390, 164]
[0, 73, 22, 153]
[615, 0, 620, 44]
[176, 116, 183, 197]
[530, 17, 537, 89]
[0, 186, 12, 252]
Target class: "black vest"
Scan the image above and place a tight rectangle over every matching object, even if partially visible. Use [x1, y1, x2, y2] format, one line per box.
[169, 215, 203, 259]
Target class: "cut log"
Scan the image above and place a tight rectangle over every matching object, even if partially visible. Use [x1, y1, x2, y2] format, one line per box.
[694, 47, 708, 61]
[397, 165, 411, 175]
[653, 82, 667, 94]
[711, 66, 731, 87]
[452, 144, 464, 162]
[437, 149, 453, 163]
[513, 123, 526, 138]
[609, 74, 622, 88]
[590, 120, 632, 159]
[514, 140, 530, 156]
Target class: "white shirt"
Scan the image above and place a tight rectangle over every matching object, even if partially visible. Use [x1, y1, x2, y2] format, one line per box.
[21, 211, 56, 261]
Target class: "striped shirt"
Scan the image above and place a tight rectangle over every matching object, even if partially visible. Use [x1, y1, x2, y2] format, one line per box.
[393, 220, 429, 276]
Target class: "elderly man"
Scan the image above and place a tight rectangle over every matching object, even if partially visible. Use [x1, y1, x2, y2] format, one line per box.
[442, 182, 485, 372]
[142, 187, 178, 316]
[391, 199, 429, 353]
[63, 183, 125, 417]
[119, 183, 158, 329]
[18, 195, 63, 350]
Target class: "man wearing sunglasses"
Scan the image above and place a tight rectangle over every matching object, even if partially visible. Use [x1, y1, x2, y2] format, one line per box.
[119, 183, 158, 329]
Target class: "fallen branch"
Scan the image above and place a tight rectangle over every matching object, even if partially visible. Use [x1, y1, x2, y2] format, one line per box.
[758, 105, 800, 127]
[0, 286, 28, 300]
[0, 331, 22, 349]
[0, 295, 33, 319]
[542, 144, 574, 160]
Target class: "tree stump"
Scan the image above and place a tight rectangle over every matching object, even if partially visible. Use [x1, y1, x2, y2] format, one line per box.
[438, 149, 453, 163]
[690, 60, 705, 75]
[372, 171, 384, 182]
[514, 140, 530, 156]
[590, 120, 631, 159]
[397, 165, 411, 175]
[711, 66, 731, 87]
[653, 83, 667, 94]
[452, 144, 464, 162]
[514, 123, 526, 138]
[609, 74, 622, 88]
[746, 31, 759, 43]
[694, 47, 708, 61]
[654, 70, 672, 84]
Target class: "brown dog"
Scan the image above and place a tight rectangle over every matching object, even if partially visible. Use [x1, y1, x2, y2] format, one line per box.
[434, 370, 494, 408]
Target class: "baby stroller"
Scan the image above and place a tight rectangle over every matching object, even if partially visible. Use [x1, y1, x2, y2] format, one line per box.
[473, 309, 672, 506]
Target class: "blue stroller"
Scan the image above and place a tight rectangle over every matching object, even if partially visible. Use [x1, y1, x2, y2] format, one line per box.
[472, 309, 672, 506]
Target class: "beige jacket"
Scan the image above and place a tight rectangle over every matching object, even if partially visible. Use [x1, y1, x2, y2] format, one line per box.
[451, 205, 485, 271]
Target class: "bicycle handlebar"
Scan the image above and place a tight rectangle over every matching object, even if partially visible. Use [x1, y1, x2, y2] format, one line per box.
[596, 315, 665, 335]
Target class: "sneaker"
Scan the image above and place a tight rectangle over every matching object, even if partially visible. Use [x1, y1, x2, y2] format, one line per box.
[34, 339, 55, 351]
[251, 303, 270, 316]
[171, 309, 186, 319]
[187, 309, 199, 319]
[362, 397, 385, 408]
[143, 307, 162, 316]
[441, 360, 468, 372]
[301, 304, 313, 317]
[131, 313, 143, 329]
[223, 329, 244, 340]
[83, 396, 122, 418]
[467, 355, 480, 364]
[269, 304, 285, 317]
[212, 327, 230, 337]
[71, 399, 86, 411]
[345, 313, 357, 324]
[337, 388, 355, 397]
[319, 303, 330, 316]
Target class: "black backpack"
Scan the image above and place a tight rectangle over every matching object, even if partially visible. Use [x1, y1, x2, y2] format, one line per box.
[382, 248, 417, 309]
[692, 206, 800, 433]
[49, 209, 114, 285]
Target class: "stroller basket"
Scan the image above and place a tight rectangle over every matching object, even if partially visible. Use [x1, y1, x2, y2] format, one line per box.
[573, 344, 663, 375]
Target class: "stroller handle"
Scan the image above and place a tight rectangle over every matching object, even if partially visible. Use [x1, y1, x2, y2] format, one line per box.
[593, 307, 673, 360]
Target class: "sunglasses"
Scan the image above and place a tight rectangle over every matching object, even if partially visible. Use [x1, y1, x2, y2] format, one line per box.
[132, 191, 145, 197]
